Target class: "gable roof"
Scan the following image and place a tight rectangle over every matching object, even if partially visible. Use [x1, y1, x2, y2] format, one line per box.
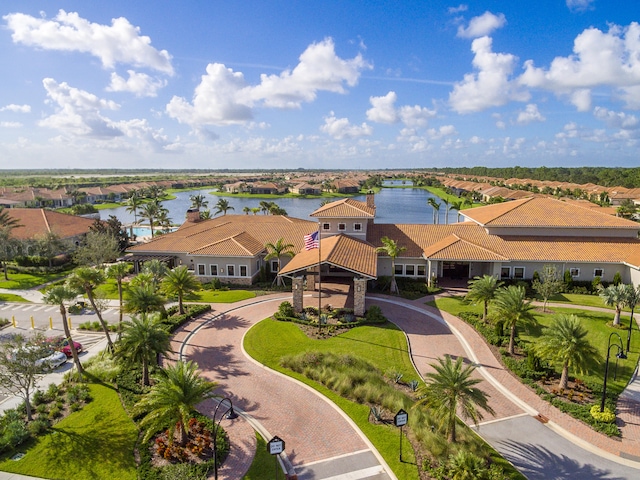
[310, 198, 375, 218]
[6, 208, 95, 240]
[461, 197, 639, 230]
[279, 234, 377, 278]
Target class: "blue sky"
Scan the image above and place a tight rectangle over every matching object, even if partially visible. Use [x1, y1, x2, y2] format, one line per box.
[1, 1, 640, 170]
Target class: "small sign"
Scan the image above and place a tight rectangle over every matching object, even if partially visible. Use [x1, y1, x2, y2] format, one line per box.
[394, 409, 408, 427]
[268, 435, 285, 455]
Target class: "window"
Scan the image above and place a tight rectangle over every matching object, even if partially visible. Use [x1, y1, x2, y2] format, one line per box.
[227, 265, 235, 276]
[394, 264, 404, 275]
[501, 267, 511, 279]
[322, 223, 330, 230]
[271, 260, 279, 272]
[354, 223, 362, 231]
[594, 268, 604, 278]
[570, 268, 580, 278]
[513, 267, 525, 279]
[338, 223, 346, 231]
[417, 265, 426, 276]
[240, 265, 247, 277]
[405, 265, 415, 276]
[209, 264, 218, 276]
[197, 264, 205, 276]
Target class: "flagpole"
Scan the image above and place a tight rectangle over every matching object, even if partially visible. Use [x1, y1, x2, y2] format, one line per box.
[317, 223, 322, 328]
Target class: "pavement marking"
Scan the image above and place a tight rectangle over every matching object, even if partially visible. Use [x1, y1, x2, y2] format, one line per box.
[320, 465, 384, 480]
[21, 305, 36, 311]
[301, 449, 372, 467]
[0, 305, 12, 310]
[103, 309, 114, 315]
[33, 305, 47, 311]
[476, 412, 530, 427]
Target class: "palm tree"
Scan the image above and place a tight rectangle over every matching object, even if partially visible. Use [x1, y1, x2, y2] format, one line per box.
[450, 200, 463, 223]
[189, 193, 209, 211]
[200, 209, 212, 220]
[125, 192, 143, 224]
[135, 360, 217, 446]
[251, 207, 261, 215]
[492, 285, 536, 355]
[428, 198, 441, 224]
[142, 259, 169, 287]
[535, 314, 600, 390]
[156, 209, 173, 233]
[66, 267, 114, 351]
[106, 262, 132, 335]
[442, 198, 450, 225]
[598, 284, 627, 326]
[214, 199, 234, 216]
[264, 238, 296, 287]
[465, 275, 503, 322]
[259, 200, 271, 215]
[624, 284, 640, 351]
[415, 355, 494, 443]
[43, 285, 83, 378]
[139, 200, 161, 235]
[242, 206, 251, 215]
[0, 227, 22, 281]
[376, 236, 406, 295]
[124, 284, 167, 315]
[118, 313, 171, 386]
[160, 266, 200, 315]
[0, 207, 20, 229]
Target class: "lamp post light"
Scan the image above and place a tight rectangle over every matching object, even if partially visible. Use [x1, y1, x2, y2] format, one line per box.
[213, 397, 238, 480]
[600, 333, 627, 413]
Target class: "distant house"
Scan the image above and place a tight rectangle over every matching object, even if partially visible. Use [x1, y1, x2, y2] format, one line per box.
[250, 182, 284, 195]
[332, 179, 361, 193]
[6, 208, 95, 245]
[291, 183, 322, 195]
[223, 182, 250, 193]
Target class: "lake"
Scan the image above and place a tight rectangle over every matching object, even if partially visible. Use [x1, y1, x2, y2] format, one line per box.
[99, 187, 459, 226]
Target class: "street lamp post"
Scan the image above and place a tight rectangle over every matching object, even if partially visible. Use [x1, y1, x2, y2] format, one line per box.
[212, 397, 238, 480]
[600, 333, 627, 413]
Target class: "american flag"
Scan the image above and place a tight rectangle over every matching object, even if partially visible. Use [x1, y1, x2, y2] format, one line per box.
[304, 230, 319, 250]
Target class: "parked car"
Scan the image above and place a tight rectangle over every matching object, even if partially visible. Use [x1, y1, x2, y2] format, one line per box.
[10, 346, 67, 371]
[36, 350, 67, 370]
[45, 336, 83, 358]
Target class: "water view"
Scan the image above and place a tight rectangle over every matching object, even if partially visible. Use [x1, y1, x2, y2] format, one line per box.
[100, 186, 459, 226]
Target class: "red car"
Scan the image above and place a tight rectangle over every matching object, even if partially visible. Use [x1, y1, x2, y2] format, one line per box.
[47, 337, 83, 357]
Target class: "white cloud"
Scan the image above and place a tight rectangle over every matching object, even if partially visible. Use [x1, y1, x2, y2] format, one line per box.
[107, 71, 167, 97]
[320, 112, 372, 139]
[167, 38, 370, 128]
[519, 23, 640, 110]
[0, 104, 31, 113]
[39, 78, 122, 137]
[449, 36, 528, 113]
[0, 122, 23, 128]
[366, 91, 436, 127]
[448, 5, 468, 14]
[516, 104, 545, 125]
[457, 11, 506, 39]
[593, 107, 640, 129]
[4, 10, 173, 74]
[427, 125, 457, 139]
[566, 0, 595, 13]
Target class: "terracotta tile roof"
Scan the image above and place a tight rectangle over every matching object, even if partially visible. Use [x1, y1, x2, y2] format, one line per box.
[279, 234, 377, 278]
[6, 208, 95, 240]
[422, 234, 509, 261]
[310, 198, 375, 218]
[128, 215, 317, 257]
[461, 197, 639, 229]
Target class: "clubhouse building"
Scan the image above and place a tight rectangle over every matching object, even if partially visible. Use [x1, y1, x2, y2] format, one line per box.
[127, 195, 640, 315]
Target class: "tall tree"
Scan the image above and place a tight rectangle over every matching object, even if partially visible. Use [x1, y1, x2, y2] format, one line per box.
[450, 200, 463, 223]
[124, 284, 167, 315]
[117, 313, 171, 387]
[135, 360, 217, 446]
[0, 227, 22, 280]
[441, 198, 451, 224]
[73, 230, 120, 266]
[0, 207, 21, 229]
[376, 236, 406, 295]
[428, 198, 441, 224]
[598, 284, 627, 326]
[43, 285, 83, 379]
[33, 232, 67, 268]
[415, 355, 494, 443]
[160, 266, 200, 315]
[214, 199, 234, 216]
[535, 314, 600, 390]
[125, 192, 143, 224]
[492, 285, 536, 354]
[142, 259, 169, 288]
[139, 200, 162, 235]
[532, 264, 564, 312]
[264, 238, 296, 287]
[66, 267, 114, 351]
[106, 262, 132, 334]
[189, 194, 209, 211]
[465, 275, 502, 322]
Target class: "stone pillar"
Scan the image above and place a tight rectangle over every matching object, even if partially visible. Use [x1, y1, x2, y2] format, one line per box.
[353, 277, 367, 317]
[292, 276, 304, 313]
[305, 273, 315, 291]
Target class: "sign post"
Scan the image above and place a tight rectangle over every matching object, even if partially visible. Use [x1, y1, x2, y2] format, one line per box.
[394, 409, 408, 462]
[267, 436, 285, 479]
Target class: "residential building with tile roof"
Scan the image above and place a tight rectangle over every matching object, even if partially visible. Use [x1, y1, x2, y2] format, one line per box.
[6, 208, 96, 243]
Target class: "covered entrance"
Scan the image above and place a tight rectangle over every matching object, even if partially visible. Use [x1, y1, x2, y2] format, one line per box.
[441, 261, 470, 280]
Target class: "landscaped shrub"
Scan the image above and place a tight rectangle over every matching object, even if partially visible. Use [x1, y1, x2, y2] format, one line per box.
[612, 271, 622, 286]
[27, 418, 50, 436]
[590, 405, 616, 423]
[161, 304, 211, 333]
[0, 420, 30, 452]
[364, 305, 386, 324]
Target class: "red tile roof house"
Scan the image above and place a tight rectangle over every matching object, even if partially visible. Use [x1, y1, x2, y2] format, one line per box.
[6, 208, 96, 247]
[127, 194, 640, 316]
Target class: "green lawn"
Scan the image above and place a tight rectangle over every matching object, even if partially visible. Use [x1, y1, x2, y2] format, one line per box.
[0, 272, 67, 290]
[0, 293, 29, 302]
[545, 293, 632, 313]
[430, 296, 639, 395]
[242, 432, 272, 480]
[0, 383, 138, 480]
[244, 319, 420, 479]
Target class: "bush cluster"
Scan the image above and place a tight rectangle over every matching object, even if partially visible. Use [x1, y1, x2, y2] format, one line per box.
[162, 304, 211, 333]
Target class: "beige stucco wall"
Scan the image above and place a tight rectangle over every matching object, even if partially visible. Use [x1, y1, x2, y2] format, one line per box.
[317, 219, 368, 240]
